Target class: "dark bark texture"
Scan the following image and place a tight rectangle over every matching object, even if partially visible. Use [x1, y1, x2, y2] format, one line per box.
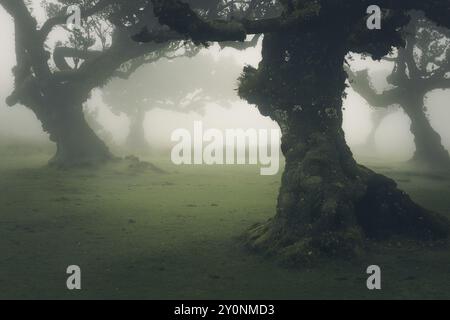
[239, 31, 450, 263]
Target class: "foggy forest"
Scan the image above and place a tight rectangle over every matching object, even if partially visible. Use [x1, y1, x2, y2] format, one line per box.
[1, 0, 450, 300]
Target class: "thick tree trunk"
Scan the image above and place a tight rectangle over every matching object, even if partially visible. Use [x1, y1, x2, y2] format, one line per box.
[246, 104, 449, 263]
[240, 32, 449, 263]
[402, 96, 450, 170]
[28, 92, 112, 167]
[49, 105, 112, 167]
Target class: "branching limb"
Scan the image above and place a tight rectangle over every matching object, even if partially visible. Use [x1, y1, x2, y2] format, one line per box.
[53, 47, 102, 71]
[345, 66, 401, 107]
[132, 0, 317, 44]
[0, 0, 51, 79]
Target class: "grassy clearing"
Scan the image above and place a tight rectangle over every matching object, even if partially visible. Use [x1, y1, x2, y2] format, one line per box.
[1, 147, 450, 299]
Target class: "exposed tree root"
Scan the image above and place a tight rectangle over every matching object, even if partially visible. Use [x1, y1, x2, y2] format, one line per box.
[243, 167, 450, 265]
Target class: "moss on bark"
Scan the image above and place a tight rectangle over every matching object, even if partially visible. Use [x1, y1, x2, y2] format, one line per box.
[239, 30, 450, 264]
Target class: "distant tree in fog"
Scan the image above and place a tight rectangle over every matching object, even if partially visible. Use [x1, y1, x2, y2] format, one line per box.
[134, 0, 450, 262]
[1, 0, 262, 166]
[1, 0, 180, 166]
[346, 68, 398, 152]
[102, 53, 243, 151]
[347, 13, 450, 170]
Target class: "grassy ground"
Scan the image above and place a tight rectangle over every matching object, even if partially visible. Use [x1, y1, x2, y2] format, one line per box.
[1, 146, 450, 300]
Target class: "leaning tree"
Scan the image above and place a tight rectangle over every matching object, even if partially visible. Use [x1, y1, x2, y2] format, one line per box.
[347, 14, 450, 170]
[134, 0, 450, 263]
[102, 51, 244, 151]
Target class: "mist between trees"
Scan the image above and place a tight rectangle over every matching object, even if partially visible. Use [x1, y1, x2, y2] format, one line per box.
[1, 0, 450, 264]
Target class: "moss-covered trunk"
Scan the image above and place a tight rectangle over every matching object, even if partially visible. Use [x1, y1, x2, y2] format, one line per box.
[240, 31, 449, 263]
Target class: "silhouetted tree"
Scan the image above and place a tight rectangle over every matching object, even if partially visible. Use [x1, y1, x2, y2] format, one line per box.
[134, 0, 450, 262]
[367, 108, 397, 151]
[102, 51, 244, 151]
[347, 14, 450, 169]
[1, 0, 273, 166]
[345, 68, 397, 153]
[0, 0, 169, 166]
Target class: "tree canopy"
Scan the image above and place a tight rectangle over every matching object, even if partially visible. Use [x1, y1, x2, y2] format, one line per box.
[0, 0, 271, 165]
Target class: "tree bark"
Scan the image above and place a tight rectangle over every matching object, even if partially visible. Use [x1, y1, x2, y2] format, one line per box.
[403, 95, 450, 170]
[240, 32, 450, 263]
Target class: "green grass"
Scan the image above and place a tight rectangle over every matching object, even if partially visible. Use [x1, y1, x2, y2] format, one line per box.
[1, 147, 450, 300]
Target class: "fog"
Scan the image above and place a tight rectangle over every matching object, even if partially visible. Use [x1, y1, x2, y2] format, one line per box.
[1, 5, 449, 162]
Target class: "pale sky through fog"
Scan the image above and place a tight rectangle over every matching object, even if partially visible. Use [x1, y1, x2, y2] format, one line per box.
[1, 2, 449, 161]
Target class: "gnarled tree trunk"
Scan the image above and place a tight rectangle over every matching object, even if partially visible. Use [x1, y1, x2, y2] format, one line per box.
[48, 103, 112, 167]
[403, 94, 450, 170]
[25, 86, 112, 168]
[240, 32, 449, 263]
